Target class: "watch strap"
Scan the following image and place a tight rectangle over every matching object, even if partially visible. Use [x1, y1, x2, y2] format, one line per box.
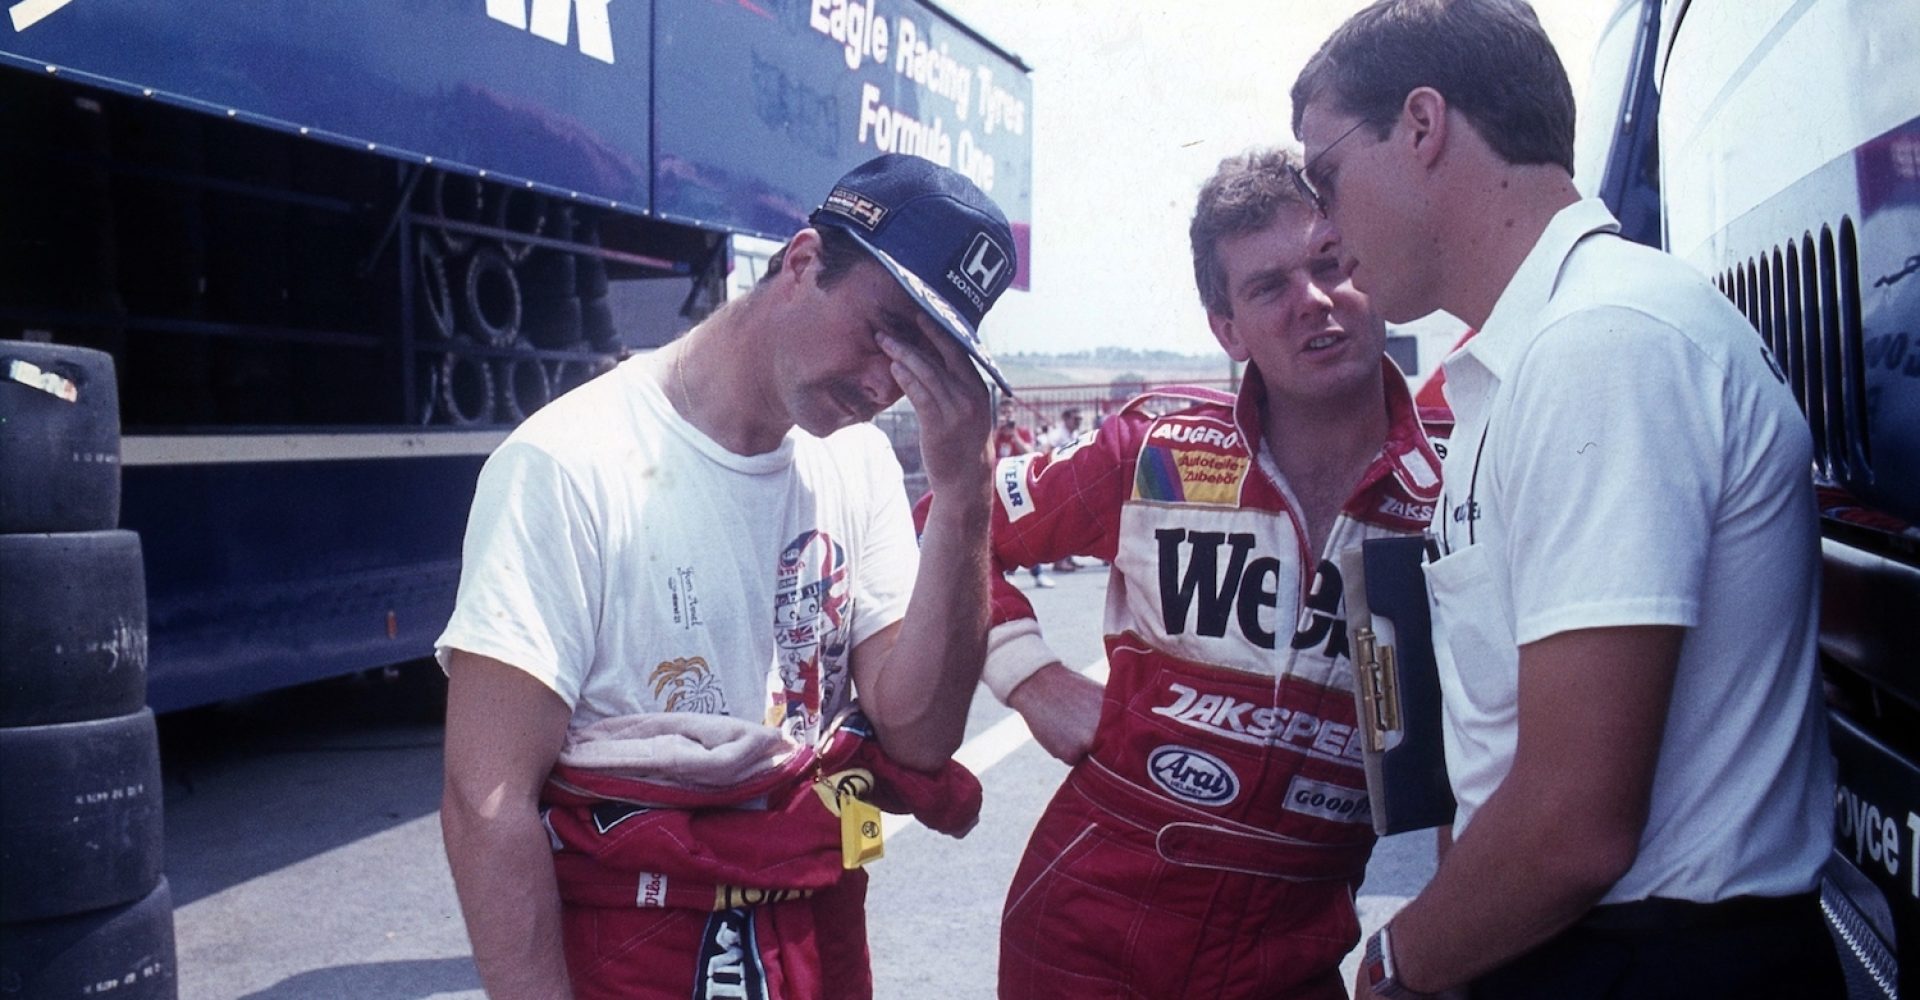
[1363, 925, 1433, 1000]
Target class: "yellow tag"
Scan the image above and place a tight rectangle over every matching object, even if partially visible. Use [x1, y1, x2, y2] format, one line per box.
[840, 797, 884, 869]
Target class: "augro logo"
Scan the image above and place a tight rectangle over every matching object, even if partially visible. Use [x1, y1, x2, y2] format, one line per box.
[1147, 745, 1240, 806]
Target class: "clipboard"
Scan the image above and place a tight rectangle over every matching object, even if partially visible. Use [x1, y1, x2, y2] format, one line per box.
[1338, 536, 1455, 835]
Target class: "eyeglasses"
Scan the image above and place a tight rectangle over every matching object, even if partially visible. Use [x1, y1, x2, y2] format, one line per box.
[1287, 119, 1371, 216]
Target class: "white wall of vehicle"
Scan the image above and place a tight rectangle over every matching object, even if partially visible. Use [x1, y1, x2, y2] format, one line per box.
[1658, 0, 1920, 267]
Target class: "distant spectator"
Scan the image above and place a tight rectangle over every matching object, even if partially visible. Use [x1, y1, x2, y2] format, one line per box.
[1046, 407, 1084, 451]
[994, 398, 1035, 458]
[1048, 408, 1090, 571]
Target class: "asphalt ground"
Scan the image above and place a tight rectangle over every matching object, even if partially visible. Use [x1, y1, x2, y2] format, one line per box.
[157, 564, 1436, 998]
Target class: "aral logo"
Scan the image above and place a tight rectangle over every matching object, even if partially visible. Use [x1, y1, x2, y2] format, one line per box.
[1147, 745, 1239, 806]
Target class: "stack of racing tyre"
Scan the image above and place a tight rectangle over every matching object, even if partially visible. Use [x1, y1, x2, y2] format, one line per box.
[0, 340, 176, 998]
[417, 171, 578, 426]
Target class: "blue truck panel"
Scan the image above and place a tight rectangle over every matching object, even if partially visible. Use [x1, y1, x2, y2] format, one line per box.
[1, 0, 656, 209]
[1, 0, 1034, 250]
[653, 0, 1033, 283]
[1, 0, 1032, 710]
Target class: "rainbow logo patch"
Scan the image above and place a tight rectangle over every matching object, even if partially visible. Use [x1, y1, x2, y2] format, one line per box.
[1135, 445, 1247, 504]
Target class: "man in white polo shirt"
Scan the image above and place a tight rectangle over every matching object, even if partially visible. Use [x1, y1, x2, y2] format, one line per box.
[1290, 2, 1843, 998]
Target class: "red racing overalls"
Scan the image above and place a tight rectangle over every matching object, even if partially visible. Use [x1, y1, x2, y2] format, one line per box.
[986, 363, 1445, 999]
[539, 709, 981, 1000]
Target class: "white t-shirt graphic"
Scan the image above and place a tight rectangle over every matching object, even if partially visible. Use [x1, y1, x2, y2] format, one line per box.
[437, 357, 917, 747]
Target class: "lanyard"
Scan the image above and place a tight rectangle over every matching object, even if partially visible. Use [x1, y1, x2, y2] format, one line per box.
[1437, 421, 1490, 557]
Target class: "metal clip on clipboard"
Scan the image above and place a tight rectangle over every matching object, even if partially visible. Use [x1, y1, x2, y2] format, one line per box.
[1338, 537, 1455, 834]
[1351, 625, 1400, 752]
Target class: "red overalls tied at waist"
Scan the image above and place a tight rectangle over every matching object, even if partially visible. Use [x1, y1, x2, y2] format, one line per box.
[539, 707, 981, 1000]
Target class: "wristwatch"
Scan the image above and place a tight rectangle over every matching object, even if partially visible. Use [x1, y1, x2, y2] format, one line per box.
[1361, 925, 1433, 999]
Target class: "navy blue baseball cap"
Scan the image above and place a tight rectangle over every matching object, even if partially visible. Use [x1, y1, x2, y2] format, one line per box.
[809, 154, 1019, 395]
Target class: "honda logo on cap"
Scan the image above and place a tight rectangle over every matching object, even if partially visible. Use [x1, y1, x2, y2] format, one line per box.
[960, 233, 1009, 294]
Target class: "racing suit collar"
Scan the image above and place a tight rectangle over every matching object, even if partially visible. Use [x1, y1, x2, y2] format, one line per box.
[1233, 357, 1442, 511]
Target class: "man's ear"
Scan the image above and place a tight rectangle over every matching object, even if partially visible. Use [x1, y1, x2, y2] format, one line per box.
[1207, 309, 1251, 364]
[780, 228, 825, 291]
[1402, 87, 1450, 169]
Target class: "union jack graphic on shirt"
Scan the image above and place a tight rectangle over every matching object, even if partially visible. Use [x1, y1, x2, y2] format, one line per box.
[769, 530, 851, 742]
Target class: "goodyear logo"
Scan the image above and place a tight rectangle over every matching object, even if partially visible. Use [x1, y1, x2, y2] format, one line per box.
[996, 453, 1039, 523]
[1284, 775, 1370, 825]
[1147, 745, 1240, 807]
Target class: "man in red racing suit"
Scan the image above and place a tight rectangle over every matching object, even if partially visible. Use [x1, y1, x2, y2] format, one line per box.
[981, 149, 1448, 999]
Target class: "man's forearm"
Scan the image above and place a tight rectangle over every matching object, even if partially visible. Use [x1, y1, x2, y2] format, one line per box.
[443, 802, 574, 999]
[1382, 767, 1638, 991]
[1006, 661, 1103, 764]
[1377, 626, 1679, 994]
[866, 483, 993, 769]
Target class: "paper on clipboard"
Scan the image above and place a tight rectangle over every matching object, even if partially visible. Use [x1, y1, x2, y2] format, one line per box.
[1338, 535, 1455, 835]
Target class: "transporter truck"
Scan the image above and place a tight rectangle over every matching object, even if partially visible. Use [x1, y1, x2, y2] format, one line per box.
[0, 0, 1033, 711]
[1580, 0, 1920, 995]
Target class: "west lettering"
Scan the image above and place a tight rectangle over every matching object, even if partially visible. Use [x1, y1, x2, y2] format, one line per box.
[1290, 559, 1349, 660]
[1158, 528, 1276, 647]
[1236, 556, 1281, 648]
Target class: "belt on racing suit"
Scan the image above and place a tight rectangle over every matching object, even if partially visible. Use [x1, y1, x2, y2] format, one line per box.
[1069, 755, 1368, 882]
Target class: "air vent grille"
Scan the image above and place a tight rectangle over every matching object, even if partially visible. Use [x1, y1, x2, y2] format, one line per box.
[1713, 219, 1869, 479]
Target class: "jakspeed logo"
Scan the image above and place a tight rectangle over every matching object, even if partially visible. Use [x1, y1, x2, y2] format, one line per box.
[1147, 745, 1240, 806]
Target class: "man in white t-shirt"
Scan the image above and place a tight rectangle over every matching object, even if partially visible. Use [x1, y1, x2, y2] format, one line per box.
[436, 154, 1016, 1000]
[1292, 3, 1842, 999]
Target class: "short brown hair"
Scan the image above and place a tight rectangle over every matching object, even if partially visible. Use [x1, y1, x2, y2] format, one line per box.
[1189, 147, 1312, 318]
[760, 224, 870, 291]
[1290, 0, 1574, 173]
